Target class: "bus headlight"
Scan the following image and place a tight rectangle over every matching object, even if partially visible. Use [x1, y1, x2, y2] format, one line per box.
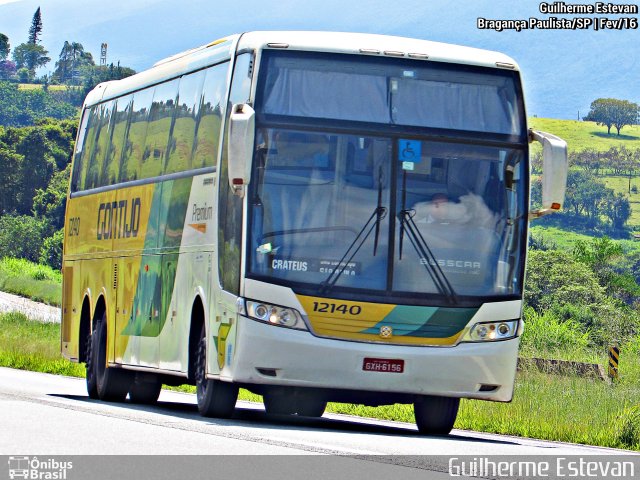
[462, 320, 519, 342]
[244, 300, 308, 331]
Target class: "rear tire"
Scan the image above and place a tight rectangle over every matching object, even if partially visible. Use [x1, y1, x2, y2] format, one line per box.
[129, 377, 162, 404]
[85, 325, 99, 399]
[195, 325, 238, 418]
[93, 311, 131, 402]
[414, 395, 459, 435]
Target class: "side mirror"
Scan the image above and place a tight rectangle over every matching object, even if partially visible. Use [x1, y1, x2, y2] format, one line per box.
[529, 129, 568, 220]
[228, 103, 255, 196]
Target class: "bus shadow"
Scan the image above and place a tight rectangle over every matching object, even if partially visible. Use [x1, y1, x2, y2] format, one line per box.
[48, 393, 519, 446]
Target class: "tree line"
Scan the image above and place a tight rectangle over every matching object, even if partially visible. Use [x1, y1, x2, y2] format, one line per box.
[527, 234, 640, 351]
[532, 146, 640, 236]
[0, 119, 76, 269]
[0, 7, 134, 89]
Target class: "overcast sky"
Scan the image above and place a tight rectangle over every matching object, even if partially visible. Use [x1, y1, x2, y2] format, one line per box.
[0, 0, 638, 119]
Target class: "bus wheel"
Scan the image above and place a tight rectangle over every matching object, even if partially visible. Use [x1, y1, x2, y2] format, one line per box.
[414, 395, 459, 435]
[93, 311, 131, 402]
[296, 398, 327, 418]
[263, 393, 297, 416]
[85, 326, 99, 399]
[129, 377, 162, 404]
[195, 325, 238, 418]
[264, 391, 326, 417]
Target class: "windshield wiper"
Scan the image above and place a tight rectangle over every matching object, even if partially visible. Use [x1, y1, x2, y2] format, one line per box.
[319, 205, 387, 295]
[397, 209, 457, 304]
[397, 170, 456, 304]
[320, 167, 387, 295]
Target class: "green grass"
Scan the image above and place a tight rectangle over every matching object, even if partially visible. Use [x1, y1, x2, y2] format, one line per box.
[0, 257, 62, 306]
[18, 83, 77, 92]
[1, 311, 638, 450]
[0, 312, 84, 376]
[529, 118, 640, 153]
[530, 226, 640, 255]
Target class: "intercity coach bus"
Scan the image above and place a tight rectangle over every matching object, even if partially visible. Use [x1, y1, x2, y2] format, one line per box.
[61, 31, 567, 434]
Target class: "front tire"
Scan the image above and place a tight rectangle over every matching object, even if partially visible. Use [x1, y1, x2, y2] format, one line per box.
[129, 377, 162, 404]
[414, 395, 460, 435]
[91, 311, 131, 402]
[264, 390, 327, 417]
[195, 325, 238, 418]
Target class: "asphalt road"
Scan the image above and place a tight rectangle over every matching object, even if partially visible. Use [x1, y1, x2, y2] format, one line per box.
[1, 367, 636, 480]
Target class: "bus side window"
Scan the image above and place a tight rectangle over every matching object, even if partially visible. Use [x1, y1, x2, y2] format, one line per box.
[71, 109, 92, 192]
[77, 105, 100, 191]
[192, 63, 227, 170]
[109, 95, 133, 185]
[165, 70, 205, 175]
[91, 100, 116, 189]
[143, 79, 179, 179]
[121, 88, 153, 183]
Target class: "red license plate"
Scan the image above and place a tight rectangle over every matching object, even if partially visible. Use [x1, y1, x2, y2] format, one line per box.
[362, 358, 405, 373]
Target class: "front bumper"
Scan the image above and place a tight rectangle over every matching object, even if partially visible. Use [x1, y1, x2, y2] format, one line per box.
[230, 316, 520, 402]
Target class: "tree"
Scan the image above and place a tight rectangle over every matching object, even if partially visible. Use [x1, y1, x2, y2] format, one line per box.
[0, 60, 16, 80]
[563, 169, 612, 222]
[0, 214, 45, 262]
[0, 33, 9, 60]
[11, 8, 49, 79]
[584, 98, 640, 136]
[12, 42, 50, 78]
[0, 143, 23, 215]
[28, 7, 43, 45]
[54, 41, 94, 84]
[15, 127, 55, 214]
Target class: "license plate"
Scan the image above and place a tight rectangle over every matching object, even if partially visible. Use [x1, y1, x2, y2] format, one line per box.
[362, 358, 405, 373]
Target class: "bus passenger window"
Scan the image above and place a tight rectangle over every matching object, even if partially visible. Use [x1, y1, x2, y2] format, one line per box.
[89, 100, 116, 189]
[143, 80, 179, 179]
[166, 71, 205, 175]
[121, 88, 153, 182]
[108, 95, 133, 185]
[193, 64, 227, 170]
[78, 105, 100, 190]
[70, 109, 92, 192]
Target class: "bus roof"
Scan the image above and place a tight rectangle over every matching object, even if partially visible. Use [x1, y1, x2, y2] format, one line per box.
[237, 31, 519, 70]
[85, 31, 520, 107]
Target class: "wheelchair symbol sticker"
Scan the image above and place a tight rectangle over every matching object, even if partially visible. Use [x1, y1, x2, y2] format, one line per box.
[398, 139, 422, 163]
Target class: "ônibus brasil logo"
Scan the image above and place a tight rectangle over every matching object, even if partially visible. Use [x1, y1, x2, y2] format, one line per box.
[8, 457, 72, 480]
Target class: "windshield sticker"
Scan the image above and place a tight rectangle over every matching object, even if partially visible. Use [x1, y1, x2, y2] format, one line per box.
[398, 139, 422, 163]
[402, 161, 415, 171]
[268, 257, 361, 275]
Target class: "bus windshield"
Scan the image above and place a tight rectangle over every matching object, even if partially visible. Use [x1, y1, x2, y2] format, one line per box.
[249, 51, 527, 305]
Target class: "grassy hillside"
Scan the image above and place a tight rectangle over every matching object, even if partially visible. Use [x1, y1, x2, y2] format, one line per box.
[529, 118, 640, 153]
[18, 83, 76, 92]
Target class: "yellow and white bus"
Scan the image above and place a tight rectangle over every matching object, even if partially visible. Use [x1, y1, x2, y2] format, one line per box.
[61, 31, 567, 434]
